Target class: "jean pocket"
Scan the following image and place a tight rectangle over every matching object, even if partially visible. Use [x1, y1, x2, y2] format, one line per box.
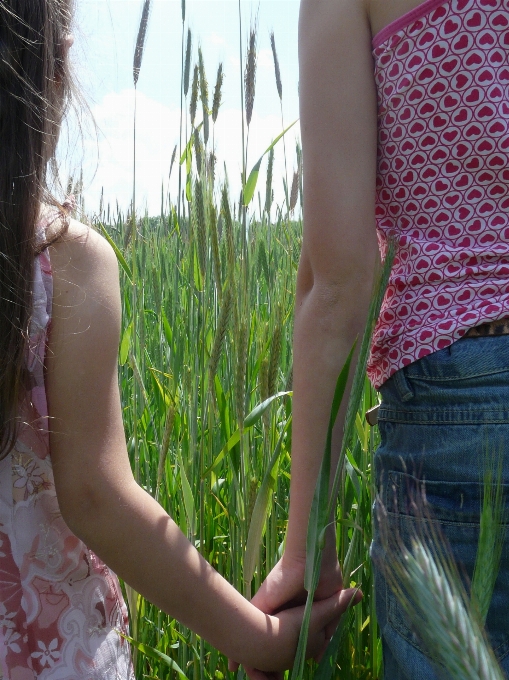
[379, 470, 509, 663]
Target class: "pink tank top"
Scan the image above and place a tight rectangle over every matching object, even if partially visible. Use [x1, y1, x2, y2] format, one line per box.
[0, 215, 134, 679]
[367, 0, 509, 389]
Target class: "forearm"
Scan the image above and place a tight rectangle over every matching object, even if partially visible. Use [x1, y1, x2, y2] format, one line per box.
[285, 280, 372, 561]
[64, 480, 283, 669]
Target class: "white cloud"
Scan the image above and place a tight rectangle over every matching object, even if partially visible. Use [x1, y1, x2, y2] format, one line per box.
[76, 89, 300, 217]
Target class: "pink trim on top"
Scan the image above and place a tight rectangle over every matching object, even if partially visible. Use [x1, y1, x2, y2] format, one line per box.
[372, 0, 450, 48]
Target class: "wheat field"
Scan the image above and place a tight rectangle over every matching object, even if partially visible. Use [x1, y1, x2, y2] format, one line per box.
[74, 1, 506, 677]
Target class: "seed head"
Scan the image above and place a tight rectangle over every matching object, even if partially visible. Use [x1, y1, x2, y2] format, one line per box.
[133, 0, 151, 87]
[257, 240, 269, 287]
[289, 169, 299, 213]
[190, 64, 199, 126]
[244, 22, 258, 127]
[198, 46, 209, 145]
[209, 285, 232, 386]
[235, 321, 248, 425]
[221, 183, 235, 277]
[193, 128, 203, 175]
[209, 197, 222, 299]
[208, 151, 216, 184]
[194, 178, 207, 277]
[184, 29, 192, 97]
[270, 31, 282, 100]
[212, 62, 224, 124]
[169, 144, 177, 180]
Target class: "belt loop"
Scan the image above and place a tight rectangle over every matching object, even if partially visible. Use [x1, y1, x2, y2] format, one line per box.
[392, 367, 414, 402]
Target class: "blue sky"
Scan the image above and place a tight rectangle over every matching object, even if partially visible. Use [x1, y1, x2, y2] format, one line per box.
[65, 0, 301, 215]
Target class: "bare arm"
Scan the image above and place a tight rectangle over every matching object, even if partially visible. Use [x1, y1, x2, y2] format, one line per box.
[287, 0, 378, 561]
[247, 0, 379, 623]
[46, 223, 353, 672]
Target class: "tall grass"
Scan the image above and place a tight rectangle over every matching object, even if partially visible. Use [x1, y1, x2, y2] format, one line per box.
[86, 1, 508, 678]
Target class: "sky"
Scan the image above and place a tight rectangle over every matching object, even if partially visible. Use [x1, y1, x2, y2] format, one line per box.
[63, 0, 301, 216]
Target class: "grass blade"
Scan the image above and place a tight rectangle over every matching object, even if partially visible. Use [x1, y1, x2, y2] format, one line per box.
[243, 391, 291, 428]
[98, 222, 133, 283]
[244, 417, 292, 584]
[243, 120, 298, 206]
[471, 453, 507, 625]
[120, 633, 188, 679]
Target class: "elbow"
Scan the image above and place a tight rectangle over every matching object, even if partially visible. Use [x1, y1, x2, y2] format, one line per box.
[296, 270, 373, 328]
[55, 478, 109, 546]
[296, 243, 376, 314]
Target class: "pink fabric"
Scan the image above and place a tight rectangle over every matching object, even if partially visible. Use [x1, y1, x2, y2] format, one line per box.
[367, 0, 509, 388]
[0, 214, 134, 679]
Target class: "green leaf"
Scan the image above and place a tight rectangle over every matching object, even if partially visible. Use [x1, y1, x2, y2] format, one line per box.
[161, 309, 173, 348]
[193, 242, 204, 291]
[202, 394, 291, 480]
[180, 122, 202, 165]
[178, 451, 196, 536]
[119, 633, 188, 679]
[119, 321, 132, 366]
[98, 222, 133, 284]
[345, 458, 361, 502]
[243, 391, 291, 428]
[471, 454, 507, 625]
[243, 120, 298, 206]
[202, 430, 241, 478]
[244, 417, 292, 583]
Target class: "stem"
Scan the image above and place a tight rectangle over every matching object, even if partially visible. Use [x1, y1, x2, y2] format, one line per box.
[178, 17, 185, 224]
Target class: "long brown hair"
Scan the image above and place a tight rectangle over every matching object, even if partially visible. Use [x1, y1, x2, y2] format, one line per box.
[0, 0, 75, 457]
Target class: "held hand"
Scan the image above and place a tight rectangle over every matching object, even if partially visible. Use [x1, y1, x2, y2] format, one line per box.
[242, 586, 362, 677]
[250, 546, 344, 617]
[230, 547, 361, 679]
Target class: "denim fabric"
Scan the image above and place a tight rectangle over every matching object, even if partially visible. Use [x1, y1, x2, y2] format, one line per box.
[371, 334, 509, 680]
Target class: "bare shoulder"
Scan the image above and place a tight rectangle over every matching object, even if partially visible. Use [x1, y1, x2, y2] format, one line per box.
[48, 220, 121, 348]
[50, 220, 119, 290]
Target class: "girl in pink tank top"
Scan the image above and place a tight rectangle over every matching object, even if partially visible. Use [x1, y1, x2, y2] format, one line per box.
[0, 2, 351, 678]
[245, 0, 509, 679]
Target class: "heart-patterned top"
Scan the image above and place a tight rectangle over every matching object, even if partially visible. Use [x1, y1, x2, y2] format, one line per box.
[367, 0, 509, 388]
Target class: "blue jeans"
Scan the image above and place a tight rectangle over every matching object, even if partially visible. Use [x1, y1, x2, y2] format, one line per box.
[371, 334, 509, 680]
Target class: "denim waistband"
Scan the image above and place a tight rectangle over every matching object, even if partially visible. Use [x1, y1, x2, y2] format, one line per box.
[378, 334, 509, 425]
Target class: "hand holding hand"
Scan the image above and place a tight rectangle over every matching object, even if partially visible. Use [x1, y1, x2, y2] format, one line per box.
[242, 585, 361, 677]
[250, 541, 344, 617]
[230, 536, 361, 679]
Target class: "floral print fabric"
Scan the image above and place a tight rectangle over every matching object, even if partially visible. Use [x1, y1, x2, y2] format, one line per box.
[0, 218, 134, 679]
[367, 0, 509, 388]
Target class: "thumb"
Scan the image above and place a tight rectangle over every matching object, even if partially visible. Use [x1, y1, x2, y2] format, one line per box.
[250, 579, 273, 614]
[310, 587, 362, 631]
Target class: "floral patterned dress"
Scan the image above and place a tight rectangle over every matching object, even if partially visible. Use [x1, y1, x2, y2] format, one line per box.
[0, 219, 135, 679]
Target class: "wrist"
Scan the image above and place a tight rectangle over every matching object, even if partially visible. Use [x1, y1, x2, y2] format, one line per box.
[285, 517, 337, 564]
